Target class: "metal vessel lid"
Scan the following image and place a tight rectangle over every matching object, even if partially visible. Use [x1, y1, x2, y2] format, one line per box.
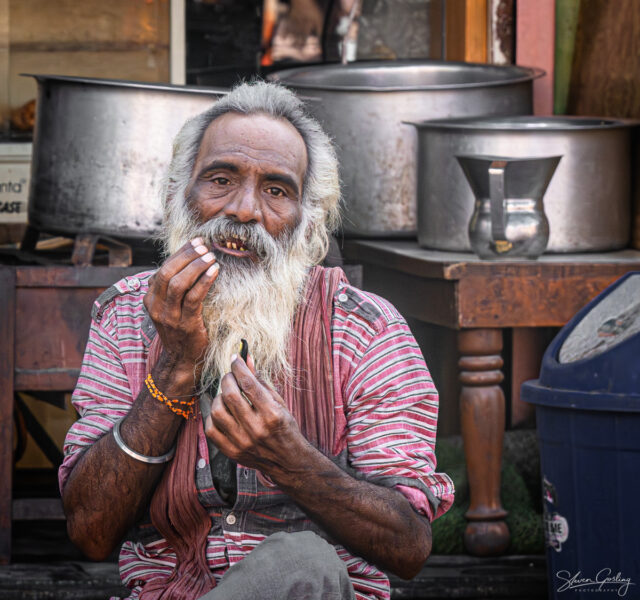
[22, 73, 229, 96]
[269, 60, 544, 92]
[411, 115, 636, 131]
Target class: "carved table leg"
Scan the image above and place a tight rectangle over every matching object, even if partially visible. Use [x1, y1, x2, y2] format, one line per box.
[458, 328, 509, 556]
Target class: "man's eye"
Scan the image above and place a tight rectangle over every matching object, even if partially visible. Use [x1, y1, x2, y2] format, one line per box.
[212, 177, 230, 185]
[267, 187, 285, 197]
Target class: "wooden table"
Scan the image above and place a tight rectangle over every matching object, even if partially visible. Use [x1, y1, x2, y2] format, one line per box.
[0, 265, 143, 564]
[342, 240, 640, 556]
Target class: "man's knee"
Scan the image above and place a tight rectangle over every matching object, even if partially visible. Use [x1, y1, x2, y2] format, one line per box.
[261, 531, 343, 572]
[209, 531, 355, 600]
[257, 531, 354, 599]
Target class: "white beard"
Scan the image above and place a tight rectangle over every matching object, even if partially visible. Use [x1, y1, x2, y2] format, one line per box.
[200, 238, 309, 393]
[164, 211, 313, 392]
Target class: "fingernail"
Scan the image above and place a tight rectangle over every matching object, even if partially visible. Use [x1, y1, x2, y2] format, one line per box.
[191, 237, 203, 247]
[231, 353, 238, 362]
[194, 244, 208, 255]
[202, 252, 215, 263]
[206, 263, 219, 276]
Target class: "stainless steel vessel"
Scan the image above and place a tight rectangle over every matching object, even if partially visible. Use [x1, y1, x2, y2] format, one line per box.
[457, 155, 561, 259]
[270, 61, 541, 237]
[27, 75, 226, 239]
[413, 116, 634, 252]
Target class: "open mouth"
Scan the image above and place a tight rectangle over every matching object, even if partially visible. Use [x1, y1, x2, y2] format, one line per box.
[212, 235, 255, 258]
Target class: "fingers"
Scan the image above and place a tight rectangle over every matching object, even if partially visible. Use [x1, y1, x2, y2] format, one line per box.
[204, 412, 235, 457]
[236, 354, 286, 407]
[228, 355, 287, 409]
[151, 238, 216, 306]
[229, 356, 266, 408]
[207, 390, 259, 459]
[219, 369, 257, 423]
[208, 393, 241, 441]
[182, 262, 220, 317]
[246, 354, 257, 375]
[152, 239, 203, 288]
[146, 238, 218, 322]
[212, 355, 289, 436]
[207, 357, 300, 466]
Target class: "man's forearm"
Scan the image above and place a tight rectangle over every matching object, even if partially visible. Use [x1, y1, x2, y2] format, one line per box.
[62, 354, 191, 560]
[267, 442, 432, 580]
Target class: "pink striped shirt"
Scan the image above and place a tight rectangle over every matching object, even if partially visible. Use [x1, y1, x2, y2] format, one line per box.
[59, 270, 454, 599]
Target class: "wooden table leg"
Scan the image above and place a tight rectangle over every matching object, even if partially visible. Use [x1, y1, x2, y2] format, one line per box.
[0, 268, 16, 564]
[511, 327, 551, 427]
[458, 328, 509, 556]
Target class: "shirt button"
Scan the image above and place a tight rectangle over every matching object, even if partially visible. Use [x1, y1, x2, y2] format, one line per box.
[197, 458, 206, 469]
[226, 513, 237, 525]
[128, 277, 140, 291]
[337, 293, 349, 303]
[243, 468, 249, 478]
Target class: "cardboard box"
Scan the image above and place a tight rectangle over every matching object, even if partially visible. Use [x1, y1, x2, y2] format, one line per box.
[0, 142, 32, 224]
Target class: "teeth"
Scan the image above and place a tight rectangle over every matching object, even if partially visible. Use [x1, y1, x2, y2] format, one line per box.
[221, 237, 247, 251]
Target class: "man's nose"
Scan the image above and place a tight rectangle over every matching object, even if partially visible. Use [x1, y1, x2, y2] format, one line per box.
[223, 182, 262, 223]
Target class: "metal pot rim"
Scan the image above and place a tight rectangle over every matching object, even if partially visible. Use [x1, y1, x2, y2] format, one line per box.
[455, 153, 564, 162]
[269, 59, 544, 92]
[23, 73, 229, 96]
[410, 115, 639, 131]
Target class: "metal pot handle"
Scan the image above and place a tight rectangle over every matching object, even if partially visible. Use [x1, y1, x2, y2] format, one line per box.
[489, 160, 511, 253]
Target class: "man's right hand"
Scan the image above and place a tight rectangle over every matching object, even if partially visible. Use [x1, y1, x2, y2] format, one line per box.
[143, 237, 219, 386]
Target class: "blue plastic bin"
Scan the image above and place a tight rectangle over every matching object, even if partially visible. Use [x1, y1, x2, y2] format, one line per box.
[522, 272, 640, 600]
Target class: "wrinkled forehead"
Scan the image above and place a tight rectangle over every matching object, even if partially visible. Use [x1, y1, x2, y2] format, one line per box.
[193, 112, 309, 183]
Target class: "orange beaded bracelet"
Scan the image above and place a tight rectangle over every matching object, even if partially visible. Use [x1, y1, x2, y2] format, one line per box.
[145, 373, 196, 420]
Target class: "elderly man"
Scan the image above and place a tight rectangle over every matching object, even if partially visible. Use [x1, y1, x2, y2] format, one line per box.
[59, 81, 454, 600]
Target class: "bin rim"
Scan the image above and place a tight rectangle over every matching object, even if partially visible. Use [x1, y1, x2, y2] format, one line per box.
[522, 379, 640, 412]
[537, 271, 640, 394]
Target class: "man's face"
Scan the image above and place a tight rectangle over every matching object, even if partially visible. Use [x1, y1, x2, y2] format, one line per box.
[186, 112, 308, 262]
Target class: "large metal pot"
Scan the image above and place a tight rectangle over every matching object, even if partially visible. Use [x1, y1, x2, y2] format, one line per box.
[270, 60, 541, 237]
[413, 116, 634, 253]
[28, 75, 226, 239]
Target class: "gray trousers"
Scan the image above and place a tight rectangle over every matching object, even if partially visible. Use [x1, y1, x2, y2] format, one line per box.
[197, 531, 356, 600]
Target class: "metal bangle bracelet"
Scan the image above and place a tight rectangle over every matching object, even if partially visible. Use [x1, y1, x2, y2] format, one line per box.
[112, 418, 176, 464]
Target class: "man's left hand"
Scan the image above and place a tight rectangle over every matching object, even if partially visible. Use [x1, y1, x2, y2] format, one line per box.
[204, 357, 307, 476]
[204, 355, 432, 580]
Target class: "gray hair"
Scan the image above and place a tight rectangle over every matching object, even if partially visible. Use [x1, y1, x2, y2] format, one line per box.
[161, 81, 341, 265]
